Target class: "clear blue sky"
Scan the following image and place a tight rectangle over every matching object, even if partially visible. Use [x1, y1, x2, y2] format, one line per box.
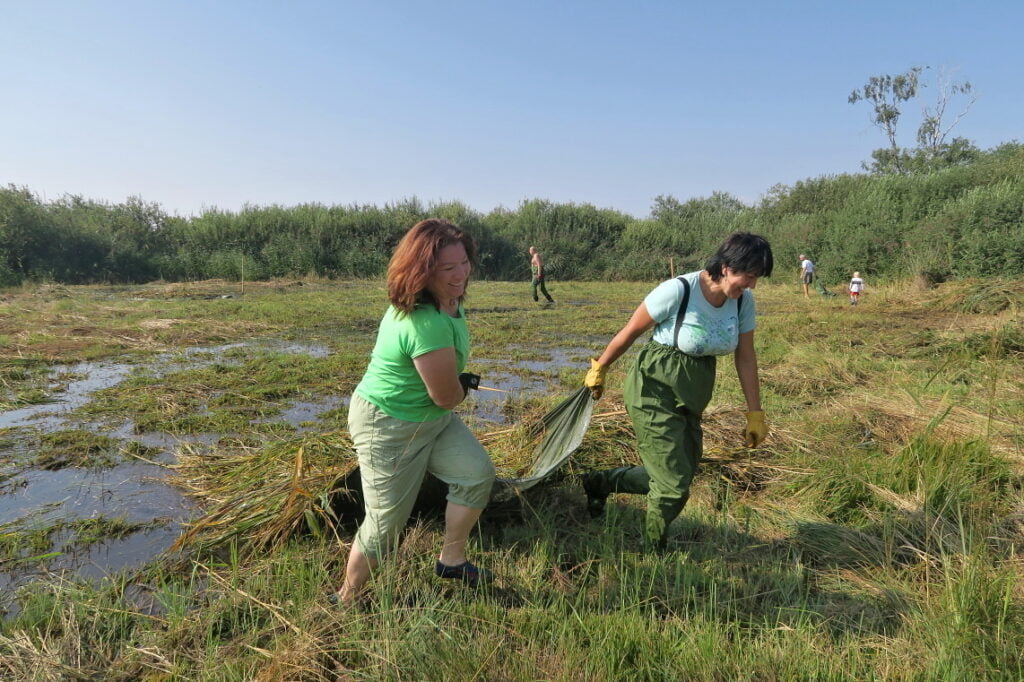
[2, 1, 1021, 218]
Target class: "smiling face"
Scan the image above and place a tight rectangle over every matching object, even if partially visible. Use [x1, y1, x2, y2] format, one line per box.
[720, 266, 759, 299]
[426, 242, 471, 304]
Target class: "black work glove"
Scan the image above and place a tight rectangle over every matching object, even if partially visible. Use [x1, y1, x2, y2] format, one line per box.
[459, 372, 481, 396]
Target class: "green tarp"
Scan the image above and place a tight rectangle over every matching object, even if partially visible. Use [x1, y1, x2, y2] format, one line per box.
[497, 386, 595, 492]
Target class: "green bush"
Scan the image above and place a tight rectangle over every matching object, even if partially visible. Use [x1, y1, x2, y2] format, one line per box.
[0, 144, 1021, 283]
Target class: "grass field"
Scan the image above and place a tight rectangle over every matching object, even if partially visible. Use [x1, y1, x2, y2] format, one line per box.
[1, 276, 1022, 680]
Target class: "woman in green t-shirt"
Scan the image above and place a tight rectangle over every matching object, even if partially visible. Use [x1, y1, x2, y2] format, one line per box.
[335, 219, 495, 607]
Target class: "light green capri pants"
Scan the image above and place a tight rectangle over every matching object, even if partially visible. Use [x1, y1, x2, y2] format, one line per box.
[348, 394, 495, 560]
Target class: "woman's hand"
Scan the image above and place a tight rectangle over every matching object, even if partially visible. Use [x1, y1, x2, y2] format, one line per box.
[584, 359, 607, 400]
[458, 372, 481, 396]
[744, 410, 768, 447]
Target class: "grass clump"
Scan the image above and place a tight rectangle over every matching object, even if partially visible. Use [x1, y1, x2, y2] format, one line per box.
[940, 278, 1024, 314]
[170, 433, 360, 555]
[34, 430, 124, 470]
[1, 514, 158, 566]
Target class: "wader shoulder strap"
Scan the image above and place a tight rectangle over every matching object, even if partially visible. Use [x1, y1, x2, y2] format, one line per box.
[671, 275, 691, 350]
[671, 275, 744, 350]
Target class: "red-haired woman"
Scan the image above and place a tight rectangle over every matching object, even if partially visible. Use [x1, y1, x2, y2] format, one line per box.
[335, 219, 495, 606]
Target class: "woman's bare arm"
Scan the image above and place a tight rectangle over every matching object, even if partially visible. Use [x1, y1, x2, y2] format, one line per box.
[733, 330, 762, 412]
[596, 303, 656, 367]
[413, 347, 465, 410]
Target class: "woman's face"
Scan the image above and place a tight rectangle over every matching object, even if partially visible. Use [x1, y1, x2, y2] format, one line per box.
[720, 266, 759, 298]
[427, 242, 471, 303]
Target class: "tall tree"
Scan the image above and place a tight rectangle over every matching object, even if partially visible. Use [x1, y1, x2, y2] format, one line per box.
[849, 66, 977, 174]
[849, 67, 923, 173]
[916, 68, 977, 158]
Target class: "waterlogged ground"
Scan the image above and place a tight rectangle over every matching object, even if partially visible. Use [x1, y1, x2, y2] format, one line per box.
[0, 281, 596, 609]
[0, 340, 335, 601]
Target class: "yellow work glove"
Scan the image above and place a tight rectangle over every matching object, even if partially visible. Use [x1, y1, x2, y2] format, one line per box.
[744, 410, 768, 447]
[584, 358, 607, 400]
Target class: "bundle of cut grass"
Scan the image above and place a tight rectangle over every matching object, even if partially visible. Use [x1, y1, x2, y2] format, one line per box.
[170, 399, 795, 555]
[569, 402, 803, 487]
[171, 418, 550, 554]
[921, 278, 1024, 314]
[171, 432, 360, 555]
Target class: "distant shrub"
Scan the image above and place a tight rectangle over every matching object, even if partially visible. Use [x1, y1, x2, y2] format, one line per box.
[0, 258, 20, 287]
[0, 144, 1022, 283]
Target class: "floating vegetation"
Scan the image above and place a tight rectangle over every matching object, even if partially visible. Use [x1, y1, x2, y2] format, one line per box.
[32, 430, 153, 470]
[1, 513, 162, 566]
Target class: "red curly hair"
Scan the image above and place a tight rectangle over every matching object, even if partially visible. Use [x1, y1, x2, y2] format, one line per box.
[387, 219, 477, 314]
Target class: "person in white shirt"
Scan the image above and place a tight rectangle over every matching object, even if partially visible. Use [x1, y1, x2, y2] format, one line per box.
[799, 254, 815, 299]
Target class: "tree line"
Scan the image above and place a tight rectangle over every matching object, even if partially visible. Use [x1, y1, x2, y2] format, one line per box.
[1, 142, 1021, 288]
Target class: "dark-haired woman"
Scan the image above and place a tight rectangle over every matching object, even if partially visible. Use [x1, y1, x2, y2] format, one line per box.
[583, 232, 773, 550]
[336, 219, 495, 606]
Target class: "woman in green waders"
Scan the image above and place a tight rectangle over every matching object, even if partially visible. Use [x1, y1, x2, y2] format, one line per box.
[583, 232, 772, 551]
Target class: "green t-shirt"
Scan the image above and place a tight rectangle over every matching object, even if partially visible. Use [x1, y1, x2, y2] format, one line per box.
[354, 303, 469, 422]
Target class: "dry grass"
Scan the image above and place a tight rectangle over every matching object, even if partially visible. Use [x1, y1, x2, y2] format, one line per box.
[168, 397, 820, 557]
[0, 629, 79, 682]
[171, 433, 360, 554]
[830, 392, 1023, 461]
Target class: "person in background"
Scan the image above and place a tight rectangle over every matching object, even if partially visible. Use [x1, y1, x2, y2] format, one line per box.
[849, 271, 865, 305]
[799, 254, 815, 299]
[336, 219, 495, 607]
[529, 246, 555, 304]
[582, 232, 773, 551]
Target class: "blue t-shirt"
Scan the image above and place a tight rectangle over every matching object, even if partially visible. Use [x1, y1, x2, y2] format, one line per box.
[647, 271, 756, 356]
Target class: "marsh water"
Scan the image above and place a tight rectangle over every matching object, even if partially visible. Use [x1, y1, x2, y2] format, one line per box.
[0, 341, 331, 607]
[0, 339, 587, 611]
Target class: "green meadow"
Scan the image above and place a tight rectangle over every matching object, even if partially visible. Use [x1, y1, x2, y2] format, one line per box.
[0, 276, 1022, 681]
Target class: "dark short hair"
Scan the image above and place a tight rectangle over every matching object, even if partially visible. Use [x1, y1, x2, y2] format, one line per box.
[705, 232, 774, 281]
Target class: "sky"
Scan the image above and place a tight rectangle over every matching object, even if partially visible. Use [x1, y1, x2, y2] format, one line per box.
[2, 1, 1021, 219]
